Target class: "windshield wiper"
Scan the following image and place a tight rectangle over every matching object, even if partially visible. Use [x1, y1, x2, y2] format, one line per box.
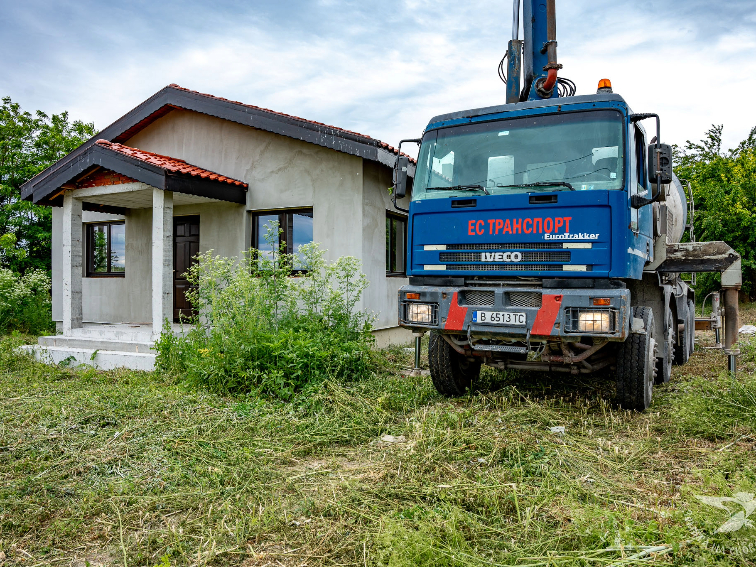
[496, 181, 575, 192]
[426, 184, 489, 195]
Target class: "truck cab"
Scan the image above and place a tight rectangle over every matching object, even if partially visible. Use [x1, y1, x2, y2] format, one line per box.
[397, 93, 693, 410]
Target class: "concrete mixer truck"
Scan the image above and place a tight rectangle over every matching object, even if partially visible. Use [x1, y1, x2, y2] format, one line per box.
[391, 0, 742, 410]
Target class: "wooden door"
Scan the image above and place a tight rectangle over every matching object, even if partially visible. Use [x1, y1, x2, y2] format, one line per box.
[174, 216, 200, 322]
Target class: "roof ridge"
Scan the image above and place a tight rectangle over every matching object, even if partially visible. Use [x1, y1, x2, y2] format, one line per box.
[164, 84, 415, 160]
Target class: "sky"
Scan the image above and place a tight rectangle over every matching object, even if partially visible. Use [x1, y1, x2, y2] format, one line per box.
[2, 0, 756, 155]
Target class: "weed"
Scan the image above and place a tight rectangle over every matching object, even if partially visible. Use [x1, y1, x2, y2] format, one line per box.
[155, 223, 374, 399]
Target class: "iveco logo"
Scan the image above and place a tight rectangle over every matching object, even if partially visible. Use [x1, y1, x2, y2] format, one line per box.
[481, 252, 522, 262]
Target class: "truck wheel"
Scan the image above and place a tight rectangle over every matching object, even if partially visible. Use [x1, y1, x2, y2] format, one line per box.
[428, 331, 480, 397]
[656, 307, 674, 384]
[687, 298, 696, 355]
[674, 302, 691, 365]
[616, 306, 657, 411]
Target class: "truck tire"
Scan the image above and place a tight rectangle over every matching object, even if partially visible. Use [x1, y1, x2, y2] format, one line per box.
[616, 306, 657, 411]
[688, 298, 695, 355]
[656, 307, 674, 384]
[428, 331, 480, 397]
[674, 302, 691, 365]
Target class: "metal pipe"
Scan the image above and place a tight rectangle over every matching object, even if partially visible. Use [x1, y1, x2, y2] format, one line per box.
[723, 288, 739, 351]
[535, 0, 559, 97]
[512, 0, 521, 40]
[414, 336, 422, 371]
[506, 39, 523, 104]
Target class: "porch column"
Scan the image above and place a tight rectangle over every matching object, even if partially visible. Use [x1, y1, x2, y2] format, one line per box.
[152, 189, 173, 335]
[62, 193, 83, 335]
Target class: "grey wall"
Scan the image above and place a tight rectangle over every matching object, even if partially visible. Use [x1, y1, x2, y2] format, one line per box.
[127, 109, 366, 264]
[362, 160, 409, 330]
[52, 201, 247, 324]
[52, 108, 409, 331]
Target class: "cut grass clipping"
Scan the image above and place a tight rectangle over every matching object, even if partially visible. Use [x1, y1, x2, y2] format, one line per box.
[1, 304, 756, 565]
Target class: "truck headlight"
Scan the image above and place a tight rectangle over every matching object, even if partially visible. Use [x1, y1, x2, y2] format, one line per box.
[577, 311, 612, 333]
[406, 303, 436, 324]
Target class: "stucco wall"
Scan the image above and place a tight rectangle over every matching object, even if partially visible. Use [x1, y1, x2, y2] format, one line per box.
[52, 201, 247, 324]
[362, 160, 409, 330]
[127, 109, 366, 265]
[52, 109, 407, 329]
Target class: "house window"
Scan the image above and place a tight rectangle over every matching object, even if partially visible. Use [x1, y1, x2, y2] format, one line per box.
[386, 212, 407, 275]
[86, 222, 125, 277]
[252, 209, 314, 269]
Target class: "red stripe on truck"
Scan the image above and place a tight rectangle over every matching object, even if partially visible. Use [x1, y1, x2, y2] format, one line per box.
[531, 294, 562, 336]
[444, 292, 468, 331]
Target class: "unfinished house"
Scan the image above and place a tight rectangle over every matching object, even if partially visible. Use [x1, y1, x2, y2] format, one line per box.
[20, 84, 413, 369]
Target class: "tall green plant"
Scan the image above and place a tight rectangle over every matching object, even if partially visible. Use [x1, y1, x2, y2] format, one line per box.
[0, 96, 96, 273]
[675, 125, 756, 299]
[0, 267, 53, 334]
[155, 223, 375, 399]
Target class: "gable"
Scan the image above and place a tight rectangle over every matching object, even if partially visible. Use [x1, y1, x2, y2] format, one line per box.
[22, 84, 411, 205]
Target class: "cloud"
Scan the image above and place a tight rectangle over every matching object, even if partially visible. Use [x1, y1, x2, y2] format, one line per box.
[1, 0, 755, 153]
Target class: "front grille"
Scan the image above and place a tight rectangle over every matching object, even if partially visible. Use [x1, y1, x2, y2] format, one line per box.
[440, 251, 571, 262]
[455, 264, 565, 272]
[508, 292, 542, 308]
[460, 290, 495, 306]
[446, 242, 564, 250]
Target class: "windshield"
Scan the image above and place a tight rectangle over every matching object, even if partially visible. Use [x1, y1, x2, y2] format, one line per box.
[412, 110, 625, 200]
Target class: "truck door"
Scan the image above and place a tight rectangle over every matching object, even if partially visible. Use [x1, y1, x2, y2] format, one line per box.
[630, 125, 652, 239]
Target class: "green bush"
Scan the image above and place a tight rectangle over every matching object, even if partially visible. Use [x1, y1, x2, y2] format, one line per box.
[0, 267, 53, 335]
[154, 224, 375, 399]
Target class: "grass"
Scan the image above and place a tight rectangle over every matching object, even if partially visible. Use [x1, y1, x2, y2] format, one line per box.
[1, 305, 756, 566]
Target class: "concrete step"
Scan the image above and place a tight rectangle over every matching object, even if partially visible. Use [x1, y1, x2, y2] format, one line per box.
[19, 345, 156, 372]
[38, 335, 154, 353]
[68, 325, 155, 342]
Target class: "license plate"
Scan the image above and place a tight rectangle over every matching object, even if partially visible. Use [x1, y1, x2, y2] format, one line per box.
[473, 311, 526, 325]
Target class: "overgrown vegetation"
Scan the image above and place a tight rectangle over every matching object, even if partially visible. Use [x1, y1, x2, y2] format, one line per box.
[155, 224, 375, 399]
[2, 306, 755, 565]
[675, 125, 756, 299]
[0, 266, 53, 334]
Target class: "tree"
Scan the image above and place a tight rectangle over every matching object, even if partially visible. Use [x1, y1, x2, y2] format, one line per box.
[674, 125, 756, 300]
[0, 96, 96, 273]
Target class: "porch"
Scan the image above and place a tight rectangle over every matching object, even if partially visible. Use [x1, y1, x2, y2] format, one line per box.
[25, 140, 248, 370]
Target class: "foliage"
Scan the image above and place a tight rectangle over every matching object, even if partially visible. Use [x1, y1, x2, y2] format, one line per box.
[154, 223, 375, 399]
[674, 124, 756, 299]
[0, 266, 54, 334]
[0, 96, 96, 273]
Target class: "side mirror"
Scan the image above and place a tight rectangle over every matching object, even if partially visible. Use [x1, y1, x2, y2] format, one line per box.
[393, 155, 409, 199]
[647, 143, 673, 185]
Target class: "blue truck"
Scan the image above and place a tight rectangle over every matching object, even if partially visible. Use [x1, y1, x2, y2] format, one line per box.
[392, 0, 742, 411]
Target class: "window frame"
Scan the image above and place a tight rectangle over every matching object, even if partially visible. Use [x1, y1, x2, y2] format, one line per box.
[85, 221, 126, 278]
[386, 211, 408, 277]
[251, 208, 314, 272]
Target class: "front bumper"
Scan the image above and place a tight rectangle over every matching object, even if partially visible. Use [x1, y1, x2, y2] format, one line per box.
[398, 284, 630, 341]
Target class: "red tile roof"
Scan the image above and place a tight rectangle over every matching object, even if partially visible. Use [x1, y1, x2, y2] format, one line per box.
[95, 140, 248, 188]
[165, 84, 415, 161]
